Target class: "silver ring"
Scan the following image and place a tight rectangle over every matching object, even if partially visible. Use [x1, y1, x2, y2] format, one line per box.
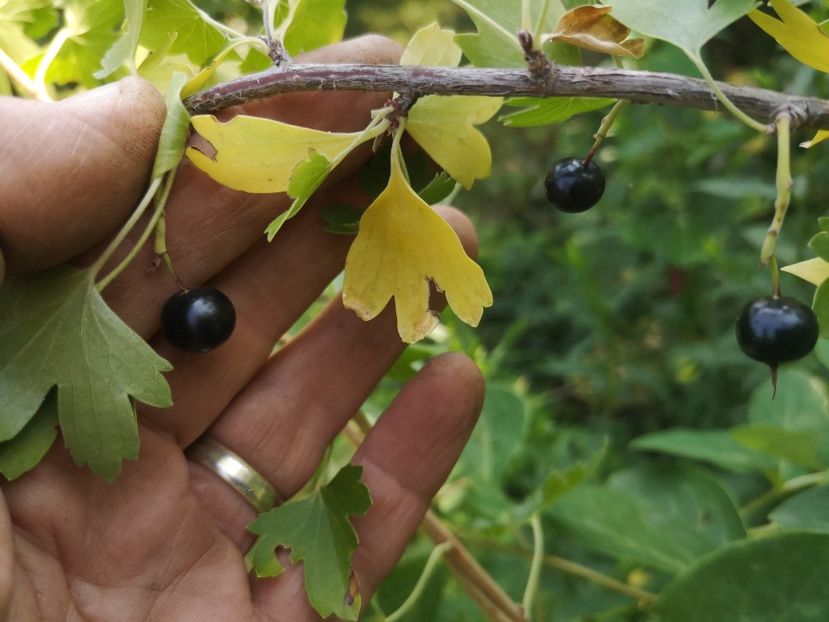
[187, 437, 281, 513]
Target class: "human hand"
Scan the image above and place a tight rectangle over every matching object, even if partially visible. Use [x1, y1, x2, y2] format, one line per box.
[0, 36, 484, 621]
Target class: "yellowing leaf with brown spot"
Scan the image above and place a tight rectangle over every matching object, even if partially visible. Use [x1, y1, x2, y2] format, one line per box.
[546, 5, 644, 58]
[185, 114, 363, 193]
[400, 23, 502, 189]
[782, 257, 829, 286]
[749, 0, 829, 73]
[343, 147, 492, 344]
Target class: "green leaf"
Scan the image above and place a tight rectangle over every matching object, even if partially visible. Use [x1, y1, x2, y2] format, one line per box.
[0, 0, 57, 64]
[608, 0, 759, 62]
[815, 279, 829, 339]
[631, 428, 777, 473]
[550, 463, 745, 573]
[94, 0, 143, 79]
[748, 369, 829, 435]
[770, 485, 829, 533]
[266, 150, 332, 241]
[279, 0, 347, 56]
[452, 0, 567, 67]
[809, 231, 829, 263]
[0, 266, 172, 480]
[140, 0, 228, 66]
[152, 72, 190, 179]
[0, 393, 58, 481]
[499, 96, 615, 128]
[731, 424, 822, 470]
[418, 172, 457, 206]
[654, 532, 829, 621]
[247, 464, 371, 621]
[691, 177, 778, 201]
[43, 0, 124, 87]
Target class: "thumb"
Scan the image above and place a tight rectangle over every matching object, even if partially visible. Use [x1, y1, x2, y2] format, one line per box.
[0, 77, 165, 280]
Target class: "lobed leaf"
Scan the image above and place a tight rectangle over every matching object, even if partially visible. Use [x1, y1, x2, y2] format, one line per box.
[279, 0, 347, 56]
[342, 145, 493, 343]
[749, 0, 829, 73]
[95, 0, 143, 79]
[140, 0, 228, 66]
[0, 394, 58, 481]
[0, 267, 172, 480]
[247, 464, 371, 620]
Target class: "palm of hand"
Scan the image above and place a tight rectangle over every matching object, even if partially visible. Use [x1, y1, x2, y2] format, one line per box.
[0, 37, 483, 622]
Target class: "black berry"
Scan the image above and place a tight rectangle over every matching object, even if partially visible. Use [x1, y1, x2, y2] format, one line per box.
[161, 287, 236, 353]
[544, 157, 605, 213]
[736, 296, 818, 366]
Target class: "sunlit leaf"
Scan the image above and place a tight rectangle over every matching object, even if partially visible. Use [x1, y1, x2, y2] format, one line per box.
[731, 424, 822, 470]
[265, 150, 332, 240]
[0, 267, 172, 480]
[140, 0, 228, 66]
[545, 5, 644, 58]
[95, 0, 143, 79]
[343, 145, 492, 343]
[247, 464, 370, 621]
[186, 115, 366, 193]
[278, 0, 347, 56]
[749, 0, 829, 73]
[499, 96, 614, 128]
[400, 23, 502, 189]
[781, 257, 829, 286]
[0, 0, 57, 64]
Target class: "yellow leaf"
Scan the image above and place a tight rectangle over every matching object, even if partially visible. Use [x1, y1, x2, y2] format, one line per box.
[185, 115, 364, 193]
[181, 41, 249, 99]
[546, 6, 645, 59]
[400, 22, 462, 67]
[801, 129, 829, 149]
[407, 96, 502, 189]
[399, 22, 502, 189]
[343, 145, 493, 343]
[749, 0, 829, 73]
[781, 257, 829, 286]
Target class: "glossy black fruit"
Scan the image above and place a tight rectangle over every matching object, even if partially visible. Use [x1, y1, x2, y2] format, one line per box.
[735, 296, 818, 366]
[161, 287, 236, 353]
[544, 157, 605, 213]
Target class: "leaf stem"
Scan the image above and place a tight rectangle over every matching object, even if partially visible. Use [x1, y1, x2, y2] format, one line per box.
[34, 28, 70, 101]
[584, 99, 628, 164]
[521, 514, 544, 619]
[96, 172, 175, 291]
[533, 0, 553, 44]
[692, 58, 768, 133]
[522, 0, 532, 34]
[386, 542, 453, 622]
[760, 114, 793, 269]
[0, 48, 49, 100]
[741, 469, 829, 517]
[90, 177, 163, 282]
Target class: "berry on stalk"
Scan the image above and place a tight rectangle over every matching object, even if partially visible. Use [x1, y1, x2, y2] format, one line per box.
[544, 157, 605, 213]
[161, 287, 236, 353]
[735, 295, 819, 396]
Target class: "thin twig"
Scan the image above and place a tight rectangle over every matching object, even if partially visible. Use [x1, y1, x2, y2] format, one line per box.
[184, 63, 829, 130]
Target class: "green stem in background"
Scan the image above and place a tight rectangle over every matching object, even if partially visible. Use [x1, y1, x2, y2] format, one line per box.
[0, 48, 50, 100]
[692, 58, 768, 133]
[741, 469, 829, 517]
[584, 99, 629, 164]
[90, 177, 163, 285]
[760, 114, 793, 269]
[152, 179, 188, 292]
[386, 542, 454, 622]
[96, 172, 176, 292]
[521, 514, 544, 619]
[33, 27, 69, 101]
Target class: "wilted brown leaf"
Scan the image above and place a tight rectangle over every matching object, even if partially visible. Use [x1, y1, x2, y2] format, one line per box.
[547, 5, 645, 58]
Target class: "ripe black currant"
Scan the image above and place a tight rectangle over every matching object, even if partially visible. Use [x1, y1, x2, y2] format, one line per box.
[161, 287, 236, 353]
[544, 157, 605, 213]
[736, 296, 818, 366]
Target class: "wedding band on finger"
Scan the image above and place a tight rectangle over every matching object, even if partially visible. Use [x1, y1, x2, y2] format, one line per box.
[187, 436, 281, 513]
